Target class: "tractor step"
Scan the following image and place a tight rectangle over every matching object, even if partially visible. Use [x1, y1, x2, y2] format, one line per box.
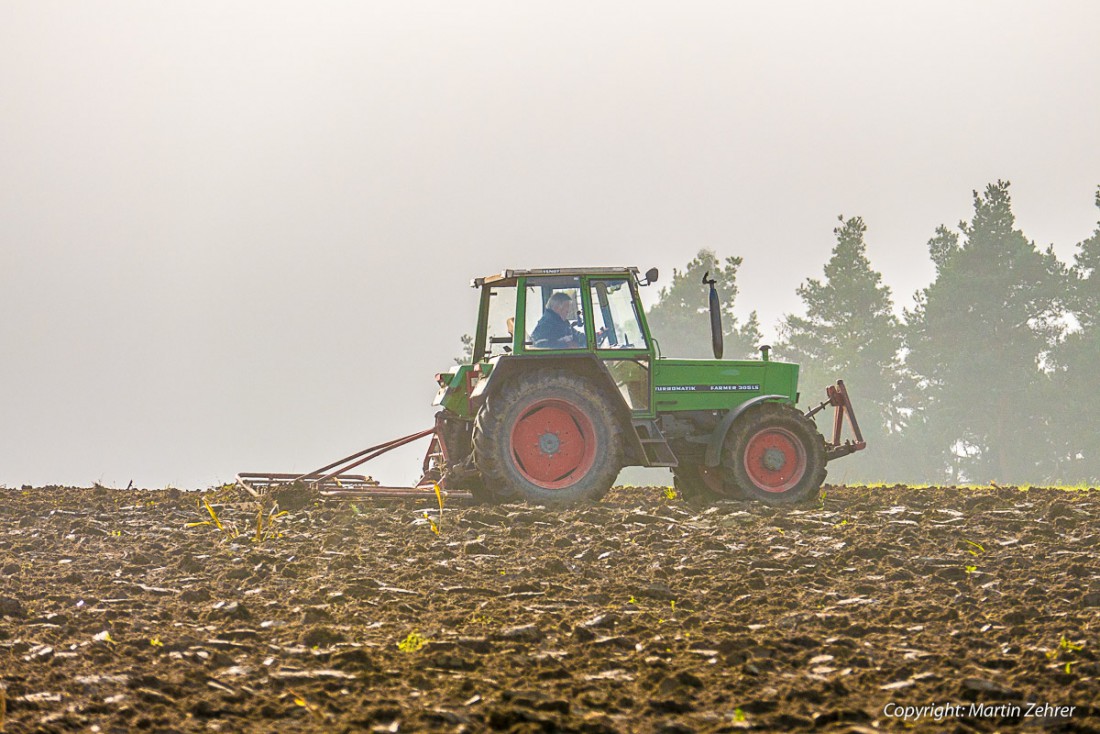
[632, 419, 678, 468]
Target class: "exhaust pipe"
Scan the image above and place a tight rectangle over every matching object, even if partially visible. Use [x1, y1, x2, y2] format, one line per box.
[702, 271, 723, 359]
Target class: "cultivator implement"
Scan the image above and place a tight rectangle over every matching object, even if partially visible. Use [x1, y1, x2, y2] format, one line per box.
[805, 380, 867, 461]
[236, 427, 474, 503]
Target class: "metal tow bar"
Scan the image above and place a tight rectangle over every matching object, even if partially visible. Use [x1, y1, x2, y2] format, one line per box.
[236, 427, 474, 502]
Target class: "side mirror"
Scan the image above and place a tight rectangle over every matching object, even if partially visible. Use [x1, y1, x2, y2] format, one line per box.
[641, 267, 659, 285]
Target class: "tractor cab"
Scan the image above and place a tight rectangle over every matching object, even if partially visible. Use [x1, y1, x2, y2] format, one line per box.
[472, 267, 653, 359]
[455, 267, 657, 415]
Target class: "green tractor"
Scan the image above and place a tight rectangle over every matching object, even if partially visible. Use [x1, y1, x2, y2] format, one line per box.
[426, 266, 865, 507]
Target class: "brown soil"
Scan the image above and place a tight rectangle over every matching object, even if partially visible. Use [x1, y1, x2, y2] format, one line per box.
[1, 484, 1097, 733]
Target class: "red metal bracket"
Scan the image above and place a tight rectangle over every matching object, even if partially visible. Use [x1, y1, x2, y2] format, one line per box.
[805, 379, 867, 462]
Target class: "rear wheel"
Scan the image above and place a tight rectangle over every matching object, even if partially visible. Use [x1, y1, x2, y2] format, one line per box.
[724, 402, 826, 505]
[473, 371, 623, 507]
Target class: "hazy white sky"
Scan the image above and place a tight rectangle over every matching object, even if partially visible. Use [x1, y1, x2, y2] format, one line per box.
[2, 1, 1098, 488]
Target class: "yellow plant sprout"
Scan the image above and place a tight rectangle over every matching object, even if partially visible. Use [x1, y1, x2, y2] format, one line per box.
[291, 691, 326, 720]
[420, 482, 446, 536]
[1060, 636, 1084, 653]
[1048, 635, 1085, 660]
[203, 498, 224, 530]
[254, 503, 288, 543]
[398, 631, 426, 652]
[186, 497, 241, 539]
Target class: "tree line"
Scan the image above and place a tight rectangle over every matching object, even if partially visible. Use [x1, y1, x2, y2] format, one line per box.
[646, 181, 1100, 485]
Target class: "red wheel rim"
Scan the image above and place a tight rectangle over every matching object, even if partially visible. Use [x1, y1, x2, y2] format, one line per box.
[743, 427, 806, 493]
[509, 398, 598, 489]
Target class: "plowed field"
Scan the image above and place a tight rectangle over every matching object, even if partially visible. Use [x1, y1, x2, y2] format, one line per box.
[1, 485, 1097, 733]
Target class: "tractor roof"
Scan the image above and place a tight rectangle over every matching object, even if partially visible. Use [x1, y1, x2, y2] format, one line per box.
[473, 267, 639, 288]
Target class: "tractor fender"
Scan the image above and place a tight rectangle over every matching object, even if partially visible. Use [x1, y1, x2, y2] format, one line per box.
[703, 395, 790, 467]
[470, 354, 644, 463]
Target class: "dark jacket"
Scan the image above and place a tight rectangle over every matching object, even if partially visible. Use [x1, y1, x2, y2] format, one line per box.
[531, 309, 585, 348]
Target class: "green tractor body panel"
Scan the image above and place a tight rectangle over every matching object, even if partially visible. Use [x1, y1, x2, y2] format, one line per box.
[433, 364, 476, 416]
[649, 358, 798, 414]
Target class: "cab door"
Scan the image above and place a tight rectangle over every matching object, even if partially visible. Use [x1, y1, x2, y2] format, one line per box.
[586, 276, 655, 416]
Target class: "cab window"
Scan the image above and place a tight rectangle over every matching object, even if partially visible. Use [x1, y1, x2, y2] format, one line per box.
[484, 286, 517, 358]
[525, 276, 587, 350]
[589, 279, 648, 349]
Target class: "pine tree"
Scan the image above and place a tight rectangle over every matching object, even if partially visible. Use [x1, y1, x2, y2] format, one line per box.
[1052, 188, 1100, 482]
[776, 216, 904, 481]
[905, 181, 1068, 483]
[645, 250, 763, 359]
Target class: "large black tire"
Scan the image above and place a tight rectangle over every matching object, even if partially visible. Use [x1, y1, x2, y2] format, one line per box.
[723, 402, 827, 506]
[672, 463, 745, 504]
[472, 370, 623, 507]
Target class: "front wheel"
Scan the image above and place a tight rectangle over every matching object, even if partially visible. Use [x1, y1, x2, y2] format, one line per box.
[724, 402, 827, 505]
[472, 370, 623, 507]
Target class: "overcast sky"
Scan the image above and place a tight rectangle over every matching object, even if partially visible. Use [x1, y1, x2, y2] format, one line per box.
[2, 1, 1098, 489]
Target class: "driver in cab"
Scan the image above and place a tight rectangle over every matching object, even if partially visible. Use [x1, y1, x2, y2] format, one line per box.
[531, 292, 586, 349]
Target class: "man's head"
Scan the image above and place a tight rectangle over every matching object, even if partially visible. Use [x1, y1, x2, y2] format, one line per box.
[546, 291, 575, 320]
